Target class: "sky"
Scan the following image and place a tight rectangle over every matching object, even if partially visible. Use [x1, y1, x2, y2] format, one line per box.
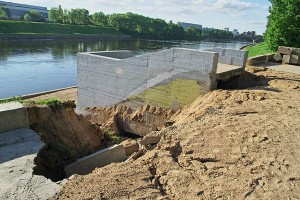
[8, 0, 271, 35]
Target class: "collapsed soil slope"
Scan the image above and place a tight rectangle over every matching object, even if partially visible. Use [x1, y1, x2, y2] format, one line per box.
[53, 67, 300, 200]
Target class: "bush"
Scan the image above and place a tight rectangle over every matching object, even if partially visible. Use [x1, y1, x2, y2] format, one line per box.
[0, 6, 9, 19]
[24, 10, 45, 22]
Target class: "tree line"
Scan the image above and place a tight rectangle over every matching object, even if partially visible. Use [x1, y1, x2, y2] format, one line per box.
[48, 6, 233, 40]
[265, 0, 300, 50]
[1, 5, 234, 40]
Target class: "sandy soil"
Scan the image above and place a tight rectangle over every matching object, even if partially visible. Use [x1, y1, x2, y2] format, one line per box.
[51, 66, 300, 200]
[25, 88, 77, 103]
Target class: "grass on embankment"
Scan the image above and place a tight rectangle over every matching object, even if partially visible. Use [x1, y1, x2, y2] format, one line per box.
[0, 20, 122, 35]
[246, 42, 275, 57]
[129, 79, 202, 109]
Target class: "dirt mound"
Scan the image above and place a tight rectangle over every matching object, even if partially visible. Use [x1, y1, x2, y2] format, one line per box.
[27, 105, 103, 181]
[52, 67, 300, 199]
[85, 104, 176, 137]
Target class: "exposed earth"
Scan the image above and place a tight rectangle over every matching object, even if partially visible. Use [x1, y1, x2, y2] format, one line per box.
[49, 66, 300, 199]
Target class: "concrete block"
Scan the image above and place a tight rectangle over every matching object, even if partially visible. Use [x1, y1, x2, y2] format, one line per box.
[290, 54, 300, 65]
[282, 55, 291, 64]
[292, 48, 300, 56]
[267, 53, 279, 63]
[0, 102, 29, 133]
[205, 48, 247, 67]
[65, 144, 127, 177]
[247, 55, 267, 66]
[278, 46, 293, 55]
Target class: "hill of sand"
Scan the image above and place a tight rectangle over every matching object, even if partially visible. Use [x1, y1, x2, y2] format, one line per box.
[52, 66, 300, 200]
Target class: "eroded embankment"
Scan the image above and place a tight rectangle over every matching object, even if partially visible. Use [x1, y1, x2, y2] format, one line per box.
[50, 66, 300, 199]
[27, 101, 176, 181]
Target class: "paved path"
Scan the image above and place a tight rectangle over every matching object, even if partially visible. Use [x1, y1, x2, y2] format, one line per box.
[262, 63, 300, 74]
[0, 129, 64, 200]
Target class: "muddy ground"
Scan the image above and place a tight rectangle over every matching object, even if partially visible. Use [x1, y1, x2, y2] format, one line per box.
[50, 66, 300, 200]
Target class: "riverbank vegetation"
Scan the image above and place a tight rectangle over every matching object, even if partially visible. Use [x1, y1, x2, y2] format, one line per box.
[48, 6, 233, 40]
[1, 5, 233, 40]
[246, 42, 275, 57]
[0, 20, 122, 35]
[265, 0, 300, 50]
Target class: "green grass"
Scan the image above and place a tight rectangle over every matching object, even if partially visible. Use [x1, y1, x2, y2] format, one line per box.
[129, 79, 202, 109]
[103, 128, 122, 144]
[0, 20, 122, 35]
[0, 97, 75, 109]
[0, 96, 23, 104]
[246, 42, 275, 57]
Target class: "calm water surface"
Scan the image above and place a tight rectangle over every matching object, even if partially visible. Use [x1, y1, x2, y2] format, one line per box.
[0, 39, 249, 99]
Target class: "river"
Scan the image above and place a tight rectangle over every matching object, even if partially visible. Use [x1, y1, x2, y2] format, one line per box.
[0, 39, 249, 99]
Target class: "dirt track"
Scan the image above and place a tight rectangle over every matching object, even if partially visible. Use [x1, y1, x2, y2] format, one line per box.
[52, 66, 300, 200]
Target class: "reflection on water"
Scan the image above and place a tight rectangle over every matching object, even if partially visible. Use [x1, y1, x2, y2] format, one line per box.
[0, 39, 249, 99]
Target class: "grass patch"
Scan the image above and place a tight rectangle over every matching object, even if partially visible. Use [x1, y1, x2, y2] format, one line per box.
[246, 42, 275, 57]
[0, 96, 24, 104]
[129, 79, 202, 109]
[0, 20, 122, 35]
[103, 128, 122, 144]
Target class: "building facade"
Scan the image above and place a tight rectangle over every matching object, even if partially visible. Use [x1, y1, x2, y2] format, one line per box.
[0, 1, 48, 20]
[178, 22, 202, 30]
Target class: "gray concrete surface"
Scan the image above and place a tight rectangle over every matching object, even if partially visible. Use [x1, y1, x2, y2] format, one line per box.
[77, 48, 219, 109]
[0, 102, 29, 133]
[261, 63, 300, 74]
[205, 48, 248, 68]
[0, 128, 64, 200]
[65, 144, 127, 177]
[216, 63, 244, 81]
[0, 129, 43, 164]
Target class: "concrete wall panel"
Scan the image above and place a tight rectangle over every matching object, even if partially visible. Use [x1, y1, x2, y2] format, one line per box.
[77, 48, 219, 109]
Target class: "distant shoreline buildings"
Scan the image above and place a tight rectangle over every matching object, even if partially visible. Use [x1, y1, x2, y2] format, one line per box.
[178, 21, 258, 38]
[178, 22, 202, 30]
[0, 1, 48, 20]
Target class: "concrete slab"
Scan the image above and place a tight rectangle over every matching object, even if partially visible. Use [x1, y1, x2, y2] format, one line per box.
[0, 129, 43, 163]
[216, 63, 243, 81]
[0, 128, 63, 200]
[0, 102, 29, 133]
[65, 144, 127, 177]
[261, 63, 300, 75]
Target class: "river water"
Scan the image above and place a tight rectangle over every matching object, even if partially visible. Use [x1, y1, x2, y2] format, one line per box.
[0, 39, 249, 99]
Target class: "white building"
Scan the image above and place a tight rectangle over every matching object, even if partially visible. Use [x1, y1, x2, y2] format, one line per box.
[178, 22, 202, 30]
[0, 1, 48, 20]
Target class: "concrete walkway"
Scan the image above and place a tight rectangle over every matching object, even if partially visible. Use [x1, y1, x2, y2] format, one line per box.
[261, 63, 300, 74]
[0, 129, 64, 200]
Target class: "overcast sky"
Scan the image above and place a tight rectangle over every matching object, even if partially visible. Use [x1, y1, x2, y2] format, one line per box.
[9, 0, 271, 34]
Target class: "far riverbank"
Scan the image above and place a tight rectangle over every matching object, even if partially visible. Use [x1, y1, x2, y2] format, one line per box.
[0, 34, 131, 42]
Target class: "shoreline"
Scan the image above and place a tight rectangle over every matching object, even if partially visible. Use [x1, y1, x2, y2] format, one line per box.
[0, 86, 77, 102]
[0, 34, 131, 42]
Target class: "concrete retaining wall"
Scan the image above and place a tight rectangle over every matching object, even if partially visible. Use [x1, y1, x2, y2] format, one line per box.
[77, 48, 219, 109]
[205, 48, 248, 68]
[65, 144, 127, 177]
[0, 102, 29, 133]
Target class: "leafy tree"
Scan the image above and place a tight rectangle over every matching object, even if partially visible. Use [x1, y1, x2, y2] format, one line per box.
[185, 27, 202, 40]
[65, 9, 90, 25]
[24, 10, 45, 22]
[23, 13, 32, 21]
[49, 5, 64, 23]
[0, 6, 9, 19]
[265, 0, 300, 50]
[91, 12, 108, 27]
